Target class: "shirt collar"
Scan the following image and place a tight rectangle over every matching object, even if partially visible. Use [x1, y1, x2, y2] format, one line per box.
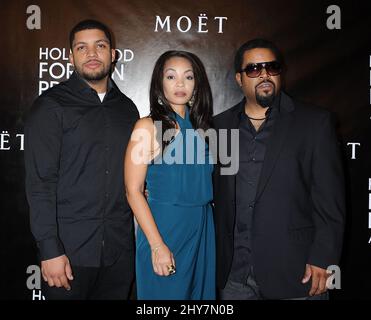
[67, 71, 115, 95]
[239, 92, 281, 120]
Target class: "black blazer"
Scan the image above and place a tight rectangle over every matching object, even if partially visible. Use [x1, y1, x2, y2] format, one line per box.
[213, 92, 345, 299]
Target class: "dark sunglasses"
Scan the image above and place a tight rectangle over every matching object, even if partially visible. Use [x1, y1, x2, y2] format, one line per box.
[240, 61, 282, 78]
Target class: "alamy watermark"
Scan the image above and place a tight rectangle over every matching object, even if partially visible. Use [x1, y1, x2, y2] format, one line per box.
[26, 263, 341, 299]
[26, 265, 45, 300]
[129, 123, 239, 175]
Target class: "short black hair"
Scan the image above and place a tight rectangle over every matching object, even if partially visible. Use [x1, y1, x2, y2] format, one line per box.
[69, 19, 112, 49]
[234, 38, 283, 73]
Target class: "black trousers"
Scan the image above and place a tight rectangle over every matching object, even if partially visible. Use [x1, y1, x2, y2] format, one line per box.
[41, 251, 135, 300]
[220, 267, 329, 300]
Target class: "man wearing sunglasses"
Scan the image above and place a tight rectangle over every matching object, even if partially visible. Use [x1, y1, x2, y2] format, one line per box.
[213, 38, 345, 300]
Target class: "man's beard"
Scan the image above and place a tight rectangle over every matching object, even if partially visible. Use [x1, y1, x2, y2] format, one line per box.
[77, 63, 111, 82]
[255, 81, 276, 108]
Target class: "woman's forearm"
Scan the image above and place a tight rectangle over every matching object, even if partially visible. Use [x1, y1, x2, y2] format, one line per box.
[127, 190, 164, 248]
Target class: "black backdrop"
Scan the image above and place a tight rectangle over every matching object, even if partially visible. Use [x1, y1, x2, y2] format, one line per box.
[1, 0, 371, 299]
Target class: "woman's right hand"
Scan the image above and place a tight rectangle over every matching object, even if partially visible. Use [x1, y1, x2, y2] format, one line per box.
[151, 243, 176, 276]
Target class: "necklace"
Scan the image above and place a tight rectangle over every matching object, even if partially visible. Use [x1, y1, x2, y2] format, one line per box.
[247, 115, 266, 121]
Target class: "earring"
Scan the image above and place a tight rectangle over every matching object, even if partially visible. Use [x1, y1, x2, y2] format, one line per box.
[188, 94, 195, 107]
[158, 97, 164, 105]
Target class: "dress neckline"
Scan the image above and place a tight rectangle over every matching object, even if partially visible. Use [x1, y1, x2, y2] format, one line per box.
[174, 107, 190, 123]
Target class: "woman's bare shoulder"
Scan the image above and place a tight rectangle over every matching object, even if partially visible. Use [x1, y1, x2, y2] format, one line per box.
[134, 116, 154, 130]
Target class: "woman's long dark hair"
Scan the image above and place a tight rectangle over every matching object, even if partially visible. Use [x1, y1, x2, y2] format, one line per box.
[149, 50, 213, 151]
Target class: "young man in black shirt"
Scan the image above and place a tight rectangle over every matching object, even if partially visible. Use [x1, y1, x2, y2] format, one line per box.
[24, 20, 139, 300]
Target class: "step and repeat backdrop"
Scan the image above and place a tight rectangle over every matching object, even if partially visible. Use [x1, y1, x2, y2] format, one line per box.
[1, 0, 370, 299]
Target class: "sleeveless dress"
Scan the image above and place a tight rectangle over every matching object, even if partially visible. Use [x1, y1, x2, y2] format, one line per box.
[136, 108, 215, 300]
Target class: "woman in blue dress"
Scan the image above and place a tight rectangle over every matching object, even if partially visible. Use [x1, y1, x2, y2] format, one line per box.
[125, 51, 215, 300]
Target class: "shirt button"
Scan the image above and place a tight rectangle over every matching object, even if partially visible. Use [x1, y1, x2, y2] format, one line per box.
[105, 170, 109, 175]
[252, 157, 256, 161]
[105, 193, 109, 198]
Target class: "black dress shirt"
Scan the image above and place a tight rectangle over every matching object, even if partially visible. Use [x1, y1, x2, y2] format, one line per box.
[229, 97, 279, 283]
[25, 72, 139, 267]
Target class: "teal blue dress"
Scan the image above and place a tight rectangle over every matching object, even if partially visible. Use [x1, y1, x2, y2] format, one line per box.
[136, 108, 215, 300]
